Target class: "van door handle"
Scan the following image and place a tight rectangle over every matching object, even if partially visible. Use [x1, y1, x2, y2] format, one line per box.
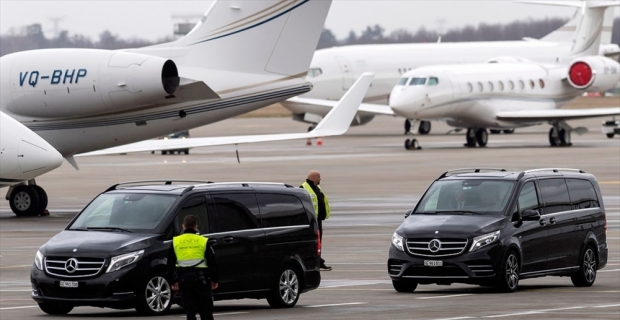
[549, 217, 557, 225]
[222, 236, 234, 244]
[539, 219, 547, 226]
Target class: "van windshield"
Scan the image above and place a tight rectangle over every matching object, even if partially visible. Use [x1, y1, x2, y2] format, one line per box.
[415, 180, 515, 215]
[69, 193, 177, 232]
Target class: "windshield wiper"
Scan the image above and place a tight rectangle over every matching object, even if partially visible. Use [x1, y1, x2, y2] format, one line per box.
[435, 210, 485, 215]
[86, 227, 133, 233]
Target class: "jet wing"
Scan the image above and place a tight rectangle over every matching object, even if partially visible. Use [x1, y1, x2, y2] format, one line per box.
[77, 73, 374, 157]
[496, 107, 620, 122]
[285, 97, 394, 116]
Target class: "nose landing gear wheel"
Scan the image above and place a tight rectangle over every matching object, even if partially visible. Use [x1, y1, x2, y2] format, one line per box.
[465, 128, 477, 147]
[475, 128, 488, 147]
[404, 139, 420, 150]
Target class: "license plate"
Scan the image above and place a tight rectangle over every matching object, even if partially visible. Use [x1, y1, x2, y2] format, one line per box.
[59, 281, 78, 288]
[424, 260, 443, 267]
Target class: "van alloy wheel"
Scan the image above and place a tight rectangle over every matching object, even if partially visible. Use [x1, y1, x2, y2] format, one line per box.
[136, 274, 172, 315]
[505, 254, 519, 290]
[571, 246, 597, 287]
[267, 267, 300, 308]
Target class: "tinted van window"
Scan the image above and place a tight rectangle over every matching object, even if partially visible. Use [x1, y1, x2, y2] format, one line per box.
[177, 196, 209, 234]
[566, 179, 599, 209]
[538, 179, 571, 214]
[211, 193, 260, 232]
[257, 194, 309, 228]
[518, 181, 539, 213]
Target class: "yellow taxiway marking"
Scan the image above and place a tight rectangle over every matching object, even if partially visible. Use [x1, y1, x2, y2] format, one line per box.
[599, 180, 620, 185]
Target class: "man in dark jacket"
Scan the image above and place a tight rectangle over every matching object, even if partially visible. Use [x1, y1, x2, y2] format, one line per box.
[301, 170, 332, 271]
[170, 215, 219, 320]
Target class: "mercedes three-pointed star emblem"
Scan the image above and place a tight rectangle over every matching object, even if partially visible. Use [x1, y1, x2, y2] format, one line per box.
[428, 239, 442, 253]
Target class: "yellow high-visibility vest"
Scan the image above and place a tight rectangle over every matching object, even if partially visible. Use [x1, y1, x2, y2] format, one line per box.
[301, 182, 330, 219]
[173, 233, 208, 268]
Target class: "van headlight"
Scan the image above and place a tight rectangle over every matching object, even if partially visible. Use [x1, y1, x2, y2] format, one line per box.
[106, 250, 144, 273]
[34, 250, 43, 270]
[392, 232, 405, 251]
[470, 231, 500, 252]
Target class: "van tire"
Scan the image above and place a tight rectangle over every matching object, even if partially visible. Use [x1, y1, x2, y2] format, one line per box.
[392, 280, 418, 292]
[267, 266, 300, 308]
[571, 245, 597, 287]
[38, 302, 73, 315]
[135, 273, 172, 316]
[495, 251, 520, 292]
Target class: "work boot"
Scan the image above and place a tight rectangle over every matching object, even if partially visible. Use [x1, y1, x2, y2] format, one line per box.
[320, 264, 332, 271]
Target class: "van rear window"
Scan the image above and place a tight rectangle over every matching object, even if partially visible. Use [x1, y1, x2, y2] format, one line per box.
[538, 179, 571, 214]
[566, 179, 599, 209]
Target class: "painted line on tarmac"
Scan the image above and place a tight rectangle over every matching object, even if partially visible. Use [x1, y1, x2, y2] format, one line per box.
[305, 302, 367, 308]
[435, 317, 476, 320]
[417, 294, 473, 300]
[0, 290, 32, 292]
[0, 265, 31, 269]
[0, 305, 38, 310]
[599, 181, 620, 185]
[599, 268, 620, 273]
[481, 304, 620, 318]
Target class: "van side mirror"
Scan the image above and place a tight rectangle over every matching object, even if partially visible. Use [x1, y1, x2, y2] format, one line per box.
[404, 209, 413, 218]
[521, 209, 541, 221]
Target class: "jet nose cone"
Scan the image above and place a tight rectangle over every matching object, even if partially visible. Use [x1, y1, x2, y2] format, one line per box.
[18, 131, 63, 176]
[389, 89, 414, 117]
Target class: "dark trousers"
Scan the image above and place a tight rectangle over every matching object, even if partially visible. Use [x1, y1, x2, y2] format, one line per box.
[178, 272, 214, 320]
[318, 219, 326, 266]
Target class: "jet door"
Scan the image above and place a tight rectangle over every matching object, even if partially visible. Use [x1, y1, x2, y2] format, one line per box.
[334, 56, 355, 91]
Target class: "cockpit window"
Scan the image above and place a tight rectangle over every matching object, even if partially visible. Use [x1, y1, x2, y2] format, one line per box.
[409, 77, 426, 86]
[396, 77, 409, 86]
[307, 68, 323, 78]
[428, 77, 439, 86]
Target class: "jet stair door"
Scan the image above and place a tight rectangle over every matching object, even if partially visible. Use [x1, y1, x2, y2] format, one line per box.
[335, 56, 355, 91]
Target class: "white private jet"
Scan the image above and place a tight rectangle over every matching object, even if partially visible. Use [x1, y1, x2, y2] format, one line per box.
[1, 0, 345, 216]
[0, 112, 63, 187]
[388, 2, 620, 149]
[281, 0, 620, 135]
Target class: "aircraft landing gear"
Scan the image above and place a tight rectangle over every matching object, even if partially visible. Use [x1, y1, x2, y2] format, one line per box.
[465, 128, 488, 147]
[549, 125, 571, 147]
[404, 119, 412, 135]
[308, 125, 317, 132]
[7, 181, 49, 217]
[418, 121, 431, 135]
[404, 138, 421, 150]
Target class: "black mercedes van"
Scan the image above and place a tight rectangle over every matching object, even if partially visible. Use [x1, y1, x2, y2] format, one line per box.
[389, 168, 608, 293]
[31, 181, 321, 315]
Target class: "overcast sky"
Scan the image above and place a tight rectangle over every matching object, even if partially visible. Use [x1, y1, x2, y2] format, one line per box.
[1, 1, 618, 41]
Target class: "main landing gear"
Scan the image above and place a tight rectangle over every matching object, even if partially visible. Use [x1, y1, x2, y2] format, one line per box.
[548, 125, 572, 147]
[404, 119, 431, 135]
[465, 128, 488, 147]
[7, 180, 49, 217]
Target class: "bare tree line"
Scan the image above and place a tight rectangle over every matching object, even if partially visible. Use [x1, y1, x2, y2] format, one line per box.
[1, 17, 619, 57]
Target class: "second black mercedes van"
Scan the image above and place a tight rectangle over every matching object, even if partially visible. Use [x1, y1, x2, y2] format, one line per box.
[389, 168, 608, 293]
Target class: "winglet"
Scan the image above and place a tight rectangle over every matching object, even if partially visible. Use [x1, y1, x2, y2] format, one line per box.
[311, 72, 375, 136]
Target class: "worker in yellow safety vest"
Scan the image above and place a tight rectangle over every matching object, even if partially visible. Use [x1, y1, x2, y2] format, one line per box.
[171, 215, 219, 320]
[301, 170, 332, 271]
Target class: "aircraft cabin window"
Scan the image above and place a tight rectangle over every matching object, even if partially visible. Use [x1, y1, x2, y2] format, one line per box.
[518, 80, 525, 90]
[477, 82, 483, 92]
[508, 81, 515, 91]
[539, 79, 545, 89]
[529, 80, 535, 89]
[307, 68, 323, 78]
[397, 77, 409, 86]
[488, 81, 494, 92]
[498, 81, 504, 91]
[409, 77, 427, 86]
[428, 77, 439, 86]
[467, 83, 473, 92]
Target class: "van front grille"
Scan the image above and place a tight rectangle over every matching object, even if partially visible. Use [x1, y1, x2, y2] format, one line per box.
[45, 256, 105, 278]
[406, 238, 468, 257]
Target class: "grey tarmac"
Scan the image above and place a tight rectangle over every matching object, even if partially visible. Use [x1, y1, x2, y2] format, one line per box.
[0, 115, 619, 319]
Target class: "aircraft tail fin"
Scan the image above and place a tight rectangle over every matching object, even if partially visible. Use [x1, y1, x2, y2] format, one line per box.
[518, 1, 619, 56]
[168, 0, 332, 77]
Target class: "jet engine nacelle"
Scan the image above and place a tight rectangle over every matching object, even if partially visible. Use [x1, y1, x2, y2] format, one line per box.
[566, 56, 620, 92]
[3, 49, 179, 118]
